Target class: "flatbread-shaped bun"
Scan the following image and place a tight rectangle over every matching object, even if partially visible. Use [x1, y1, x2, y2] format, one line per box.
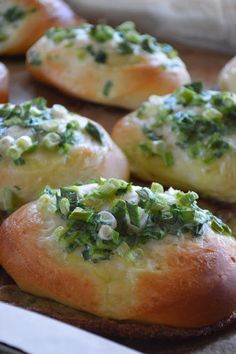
[1, 179, 236, 334]
[0, 0, 80, 55]
[0, 63, 9, 103]
[26, 22, 190, 109]
[219, 56, 236, 93]
[0, 99, 129, 211]
[112, 83, 236, 202]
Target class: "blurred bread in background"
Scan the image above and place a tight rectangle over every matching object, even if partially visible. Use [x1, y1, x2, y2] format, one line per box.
[68, 0, 236, 53]
[219, 56, 236, 92]
[26, 22, 190, 109]
[0, 0, 80, 55]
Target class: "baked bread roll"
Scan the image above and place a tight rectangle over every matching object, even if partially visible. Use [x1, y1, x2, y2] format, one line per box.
[219, 56, 236, 93]
[113, 82, 236, 202]
[26, 22, 191, 109]
[0, 0, 79, 55]
[0, 63, 9, 103]
[0, 99, 129, 212]
[0, 178, 236, 331]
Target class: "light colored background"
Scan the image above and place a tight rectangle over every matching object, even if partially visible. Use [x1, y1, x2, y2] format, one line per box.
[68, 0, 236, 53]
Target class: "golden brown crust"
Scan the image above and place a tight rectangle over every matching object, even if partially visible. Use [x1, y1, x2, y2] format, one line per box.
[26, 29, 190, 109]
[0, 62, 9, 103]
[0, 0, 80, 55]
[112, 110, 236, 202]
[28, 58, 190, 110]
[0, 111, 129, 210]
[0, 284, 236, 339]
[0, 205, 100, 313]
[1, 201, 236, 332]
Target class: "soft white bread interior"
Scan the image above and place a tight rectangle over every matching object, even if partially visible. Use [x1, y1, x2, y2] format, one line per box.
[26, 22, 190, 109]
[0, 62, 9, 103]
[0, 0, 79, 55]
[219, 56, 236, 93]
[0, 99, 129, 211]
[112, 83, 236, 202]
[0, 179, 236, 329]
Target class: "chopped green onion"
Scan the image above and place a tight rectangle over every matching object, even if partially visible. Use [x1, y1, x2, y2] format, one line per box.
[16, 136, 33, 151]
[98, 225, 113, 240]
[89, 24, 114, 42]
[4, 6, 26, 22]
[126, 202, 140, 227]
[98, 211, 117, 228]
[70, 207, 93, 222]
[59, 198, 70, 215]
[94, 50, 107, 63]
[103, 80, 113, 97]
[117, 41, 133, 55]
[85, 122, 103, 144]
[42, 132, 61, 149]
[151, 182, 164, 193]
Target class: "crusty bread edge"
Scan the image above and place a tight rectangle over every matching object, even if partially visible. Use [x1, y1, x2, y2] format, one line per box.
[0, 284, 235, 339]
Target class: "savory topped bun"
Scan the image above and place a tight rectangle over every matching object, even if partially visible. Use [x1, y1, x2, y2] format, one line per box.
[0, 0, 79, 55]
[0, 178, 236, 332]
[0, 62, 9, 103]
[219, 56, 236, 93]
[113, 82, 236, 202]
[0, 99, 129, 212]
[26, 22, 191, 109]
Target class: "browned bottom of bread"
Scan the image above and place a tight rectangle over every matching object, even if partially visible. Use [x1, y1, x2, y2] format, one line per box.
[0, 270, 235, 340]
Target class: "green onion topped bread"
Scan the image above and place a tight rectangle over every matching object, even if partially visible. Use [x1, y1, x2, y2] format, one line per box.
[113, 83, 236, 202]
[26, 22, 190, 109]
[1, 178, 236, 336]
[0, 0, 79, 55]
[0, 99, 129, 212]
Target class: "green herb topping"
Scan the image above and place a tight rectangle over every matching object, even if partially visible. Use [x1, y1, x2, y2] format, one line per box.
[46, 28, 77, 44]
[103, 80, 113, 97]
[0, 99, 104, 166]
[0, 6, 36, 42]
[27, 51, 42, 66]
[39, 178, 232, 263]
[3, 6, 26, 22]
[85, 122, 103, 144]
[45, 22, 180, 66]
[136, 82, 236, 165]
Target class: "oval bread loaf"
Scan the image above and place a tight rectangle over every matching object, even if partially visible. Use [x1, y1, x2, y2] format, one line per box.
[0, 99, 129, 211]
[26, 22, 191, 109]
[113, 83, 236, 202]
[0, 0, 79, 55]
[1, 179, 236, 329]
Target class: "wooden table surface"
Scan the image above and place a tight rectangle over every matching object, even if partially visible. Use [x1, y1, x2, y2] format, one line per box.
[1, 44, 236, 354]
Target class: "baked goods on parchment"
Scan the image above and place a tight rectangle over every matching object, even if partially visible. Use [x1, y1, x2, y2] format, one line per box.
[113, 83, 236, 202]
[26, 22, 190, 109]
[0, 178, 235, 338]
[0, 99, 129, 212]
[0, 0, 79, 55]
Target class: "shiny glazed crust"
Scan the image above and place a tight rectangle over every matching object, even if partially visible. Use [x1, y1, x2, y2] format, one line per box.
[112, 113, 236, 203]
[0, 114, 129, 210]
[1, 202, 236, 329]
[26, 34, 190, 110]
[0, 0, 79, 55]
[219, 56, 236, 93]
[0, 63, 9, 103]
